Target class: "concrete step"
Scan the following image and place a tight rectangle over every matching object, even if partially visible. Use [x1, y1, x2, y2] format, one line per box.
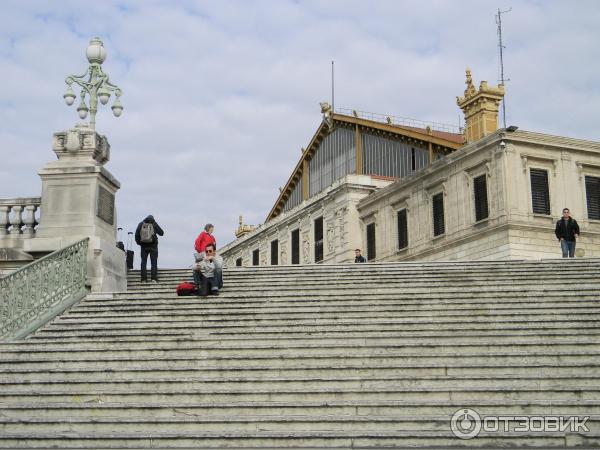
[3, 337, 600, 356]
[48, 307, 600, 325]
[4, 334, 599, 352]
[30, 315, 600, 335]
[1, 385, 598, 403]
[28, 321, 600, 340]
[1, 430, 597, 449]
[1, 399, 597, 418]
[2, 375, 599, 394]
[20, 326, 600, 344]
[1, 414, 599, 434]
[66, 296, 600, 312]
[2, 363, 598, 381]
[1, 352, 598, 372]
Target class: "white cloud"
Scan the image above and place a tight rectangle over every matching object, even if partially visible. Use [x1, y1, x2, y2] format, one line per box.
[1, 0, 599, 268]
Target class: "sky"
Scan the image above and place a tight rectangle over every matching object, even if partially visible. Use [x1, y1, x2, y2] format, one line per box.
[1, 0, 600, 268]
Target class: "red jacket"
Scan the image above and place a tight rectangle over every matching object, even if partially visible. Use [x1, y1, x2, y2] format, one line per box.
[194, 231, 216, 253]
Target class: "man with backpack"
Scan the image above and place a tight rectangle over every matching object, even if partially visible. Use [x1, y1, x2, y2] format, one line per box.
[135, 215, 164, 282]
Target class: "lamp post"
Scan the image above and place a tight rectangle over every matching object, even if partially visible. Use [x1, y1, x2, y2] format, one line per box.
[63, 37, 123, 130]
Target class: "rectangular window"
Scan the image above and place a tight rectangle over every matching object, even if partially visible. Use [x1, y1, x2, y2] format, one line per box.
[586, 175, 600, 220]
[314, 217, 323, 263]
[473, 174, 489, 221]
[411, 148, 416, 171]
[270, 240, 279, 265]
[252, 249, 259, 266]
[235, 258, 242, 267]
[530, 169, 550, 215]
[291, 229, 300, 264]
[366, 222, 376, 261]
[397, 209, 408, 250]
[432, 192, 445, 236]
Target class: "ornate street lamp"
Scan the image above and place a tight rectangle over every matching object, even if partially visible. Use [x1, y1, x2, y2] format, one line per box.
[63, 37, 123, 130]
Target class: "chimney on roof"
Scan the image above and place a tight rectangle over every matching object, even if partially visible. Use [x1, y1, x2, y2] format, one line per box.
[456, 68, 505, 143]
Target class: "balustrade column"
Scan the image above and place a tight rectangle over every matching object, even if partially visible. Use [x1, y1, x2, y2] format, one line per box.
[0, 206, 9, 236]
[22, 205, 38, 236]
[9, 206, 23, 235]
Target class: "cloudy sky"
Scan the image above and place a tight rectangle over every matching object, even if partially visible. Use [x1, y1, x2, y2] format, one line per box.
[1, 0, 599, 268]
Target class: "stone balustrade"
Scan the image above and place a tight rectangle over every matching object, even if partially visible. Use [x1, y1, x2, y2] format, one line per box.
[0, 198, 41, 237]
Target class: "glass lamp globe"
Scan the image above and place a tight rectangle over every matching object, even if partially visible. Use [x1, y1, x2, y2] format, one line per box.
[98, 87, 110, 105]
[63, 87, 76, 106]
[111, 98, 123, 117]
[86, 37, 107, 64]
[77, 99, 89, 119]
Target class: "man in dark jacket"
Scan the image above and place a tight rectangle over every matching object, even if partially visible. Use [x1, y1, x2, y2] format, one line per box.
[354, 248, 367, 263]
[135, 215, 164, 282]
[555, 208, 580, 258]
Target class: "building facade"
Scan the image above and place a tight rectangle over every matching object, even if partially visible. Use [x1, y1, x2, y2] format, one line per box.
[221, 70, 600, 265]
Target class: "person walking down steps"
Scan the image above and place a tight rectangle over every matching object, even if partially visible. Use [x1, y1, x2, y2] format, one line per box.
[555, 208, 580, 258]
[135, 215, 164, 282]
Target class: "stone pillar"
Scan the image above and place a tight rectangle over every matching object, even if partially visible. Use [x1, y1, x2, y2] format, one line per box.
[22, 205, 37, 237]
[9, 206, 23, 235]
[0, 206, 10, 236]
[25, 124, 126, 292]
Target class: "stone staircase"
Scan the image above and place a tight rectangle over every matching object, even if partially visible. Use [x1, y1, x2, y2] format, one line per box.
[0, 259, 599, 448]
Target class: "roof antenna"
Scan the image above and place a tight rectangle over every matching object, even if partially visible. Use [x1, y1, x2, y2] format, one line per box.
[496, 7, 511, 129]
[331, 60, 335, 113]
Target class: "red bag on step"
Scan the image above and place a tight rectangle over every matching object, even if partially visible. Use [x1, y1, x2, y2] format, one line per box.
[176, 282, 197, 296]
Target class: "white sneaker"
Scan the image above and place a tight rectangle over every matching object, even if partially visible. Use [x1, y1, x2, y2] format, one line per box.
[151, 280, 158, 283]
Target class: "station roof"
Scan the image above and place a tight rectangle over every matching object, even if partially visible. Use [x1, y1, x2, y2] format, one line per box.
[266, 112, 464, 222]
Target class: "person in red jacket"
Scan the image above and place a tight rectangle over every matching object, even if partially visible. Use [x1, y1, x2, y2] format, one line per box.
[194, 224, 222, 288]
[194, 223, 216, 253]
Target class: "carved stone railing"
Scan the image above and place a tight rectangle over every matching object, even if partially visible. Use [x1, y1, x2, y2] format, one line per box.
[0, 197, 41, 237]
[0, 238, 88, 340]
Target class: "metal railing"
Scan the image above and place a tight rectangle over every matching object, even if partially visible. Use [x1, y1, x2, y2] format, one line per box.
[335, 107, 462, 134]
[0, 238, 88, 340]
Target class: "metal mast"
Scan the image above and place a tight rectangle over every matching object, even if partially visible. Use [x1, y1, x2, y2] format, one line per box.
[496, 7, 511, 129]
[331, 60, 335, 113]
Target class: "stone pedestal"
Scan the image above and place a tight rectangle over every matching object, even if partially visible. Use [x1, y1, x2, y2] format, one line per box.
[25, 124, 126, 292]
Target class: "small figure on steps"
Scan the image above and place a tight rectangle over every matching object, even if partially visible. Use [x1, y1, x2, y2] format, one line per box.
[193, 243, 221, 296]
[135, 215, 164, 282]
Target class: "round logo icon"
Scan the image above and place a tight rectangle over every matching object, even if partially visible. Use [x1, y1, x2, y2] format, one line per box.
[451, 408, 482, 439]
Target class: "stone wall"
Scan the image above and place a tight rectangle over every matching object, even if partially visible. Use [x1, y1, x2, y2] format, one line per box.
[220, 175, 392, 266]
[357, 129, 600, 261]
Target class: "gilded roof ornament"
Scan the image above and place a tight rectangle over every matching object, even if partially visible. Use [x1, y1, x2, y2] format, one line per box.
[235, 215, 256, 238]
[464, 68, 477, 99]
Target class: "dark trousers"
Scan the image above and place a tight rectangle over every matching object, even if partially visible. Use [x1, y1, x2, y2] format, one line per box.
[140, 246, 158, 280]
[193, 270, 218, 296]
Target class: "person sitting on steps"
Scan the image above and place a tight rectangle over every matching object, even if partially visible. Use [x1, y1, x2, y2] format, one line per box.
[193, 243, 220, 296]
[194, 223, 223, 289]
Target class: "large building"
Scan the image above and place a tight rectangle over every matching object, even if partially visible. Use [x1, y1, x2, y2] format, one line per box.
[220, 70, 600, 266]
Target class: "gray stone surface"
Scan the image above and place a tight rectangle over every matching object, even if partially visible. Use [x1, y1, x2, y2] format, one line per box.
[0, 259, 599, 447]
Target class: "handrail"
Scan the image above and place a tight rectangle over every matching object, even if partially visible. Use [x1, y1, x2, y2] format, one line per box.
[335, 107, 462, 134]
[0, 238, 89, 340]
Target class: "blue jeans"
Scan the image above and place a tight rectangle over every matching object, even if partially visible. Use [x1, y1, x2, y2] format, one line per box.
[560, 239, 576, 258]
